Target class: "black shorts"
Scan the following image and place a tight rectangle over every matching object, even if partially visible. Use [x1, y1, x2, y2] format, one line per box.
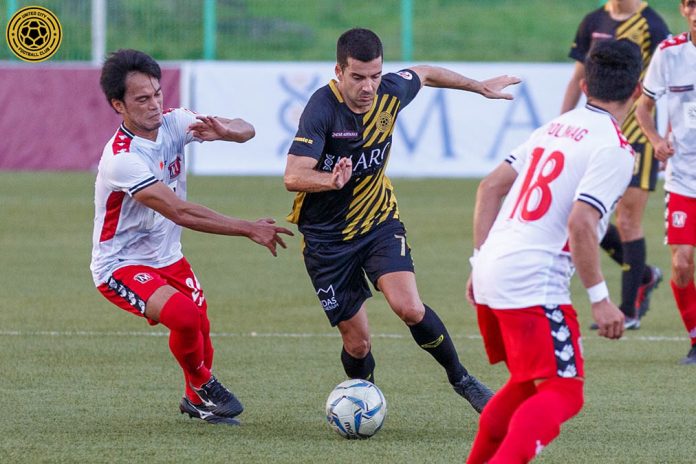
[302, 219, 415, 326]
[629, 141, 658, 191]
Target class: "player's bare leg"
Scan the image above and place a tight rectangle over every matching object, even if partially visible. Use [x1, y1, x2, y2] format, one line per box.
[337, 305, 376, 381]
[379, 271, 493, 412]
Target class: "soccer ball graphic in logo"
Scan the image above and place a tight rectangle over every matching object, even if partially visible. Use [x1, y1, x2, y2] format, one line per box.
[325, 379, 387, 439]
[18, 20, 50, 50]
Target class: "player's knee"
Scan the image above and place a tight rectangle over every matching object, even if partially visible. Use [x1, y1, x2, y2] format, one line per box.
[672, 255, 694, 287]
[344, 338, 371, 358]
[615, 213, 642, 238]
[159, 292, 201, 333]
[538, 377, 584, 420]
[393, 301, 425, 325]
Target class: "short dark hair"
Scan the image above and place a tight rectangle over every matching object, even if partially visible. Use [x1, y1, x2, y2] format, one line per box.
[336, 28, 383, 68]
[584, 39, 641, 103]
[99, 49, 161, 106]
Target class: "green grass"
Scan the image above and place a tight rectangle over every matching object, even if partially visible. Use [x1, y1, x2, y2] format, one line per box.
[1, 0, 688, 61]
[1, 173, 693, 463]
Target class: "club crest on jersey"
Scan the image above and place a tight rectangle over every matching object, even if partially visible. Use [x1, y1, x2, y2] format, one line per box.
[134, 272, 153, 284]
[397, 70, 413, 80]
[376, 111, 393, 133]
[168, 156, 182, 178]
[672, 211, 687, 228]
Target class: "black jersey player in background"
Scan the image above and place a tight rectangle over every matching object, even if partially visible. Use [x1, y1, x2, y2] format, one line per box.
[284, 28, 520, 413]
[561, 0, 669, 329]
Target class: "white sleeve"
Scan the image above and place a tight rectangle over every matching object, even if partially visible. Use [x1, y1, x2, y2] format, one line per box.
[642, 46, 666, 100]
[104, 153, 158, 196]
[170, 108, 201, 145]
[505, 136, 533, 173]
[574, 146, 634, 219]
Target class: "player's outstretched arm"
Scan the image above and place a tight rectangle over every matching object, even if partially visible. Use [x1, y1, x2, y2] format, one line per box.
[187, 115, 255, 142]
[410, 65, 520, 100]
[568, 201, 624, 340]
[560, 62, 585, 114]
[133, 182, 293, 256]
[284, 154, 352, 193]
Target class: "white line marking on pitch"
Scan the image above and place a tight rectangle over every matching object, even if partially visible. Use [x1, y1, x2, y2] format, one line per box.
[0, 330, 689, 342]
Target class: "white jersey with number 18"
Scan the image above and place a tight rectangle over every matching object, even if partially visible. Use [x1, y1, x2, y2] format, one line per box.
[473, 104, 635, 309]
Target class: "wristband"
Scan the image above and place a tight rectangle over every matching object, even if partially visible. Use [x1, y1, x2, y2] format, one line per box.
[587, 281, 609, 304]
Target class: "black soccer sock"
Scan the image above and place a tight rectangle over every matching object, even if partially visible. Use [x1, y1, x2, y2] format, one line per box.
[600, 223, 623, 265]
[340, 347, 376, 383]
[620, 238, 647, 318]
[409, 305, 467, 385]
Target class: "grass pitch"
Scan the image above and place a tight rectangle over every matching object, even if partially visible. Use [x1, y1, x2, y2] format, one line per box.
[1, 173, 693, 463]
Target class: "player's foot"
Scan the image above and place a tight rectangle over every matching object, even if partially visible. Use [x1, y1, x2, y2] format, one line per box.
[192, 376, 244, 418]
[636, 266, 663, 319]
[179, 397, 240, 425]
[589, 317, 640, 330]
[679, 345, 696, 365]
[624, 317, 640, 330]
[453, 374, 494, 413]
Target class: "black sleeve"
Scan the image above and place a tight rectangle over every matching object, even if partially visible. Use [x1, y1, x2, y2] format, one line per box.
[647, 9, 671, 51]
[381, 69, 422, 110]
[569, 13, 593, 63]
[288, 90, 331, 160]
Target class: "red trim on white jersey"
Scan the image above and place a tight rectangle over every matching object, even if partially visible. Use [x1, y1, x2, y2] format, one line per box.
[99, 191, 126, 242]
[660, 32, 689, 50]
[111, 126, 133, 155]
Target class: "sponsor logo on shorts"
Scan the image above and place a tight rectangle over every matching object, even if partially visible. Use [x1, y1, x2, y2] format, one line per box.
[108, 276, 146, 314]
[5, 6, 62, 62]
[134, 273, 153, 284]
[672, 211, 687, 228]
[316, 285, 339, 311]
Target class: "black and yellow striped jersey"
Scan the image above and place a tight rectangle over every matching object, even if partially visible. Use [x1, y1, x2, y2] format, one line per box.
[287, 69, 421, 242]
[568, 2, 670, 144]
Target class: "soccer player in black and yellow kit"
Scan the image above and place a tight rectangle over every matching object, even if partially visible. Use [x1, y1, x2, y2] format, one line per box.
[284, 28, 520, 413]
[561, 0, 669, 329]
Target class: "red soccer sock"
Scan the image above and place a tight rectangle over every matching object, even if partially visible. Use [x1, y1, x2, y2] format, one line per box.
[488, 378, 584, 464]
[158, 293, 211, 390]
[184, 310, 215, 403]
[467, 380, 537, 464]
[671, 280, 696, 344]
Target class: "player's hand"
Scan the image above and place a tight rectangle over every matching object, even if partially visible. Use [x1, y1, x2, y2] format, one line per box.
[591, 299, 625, 340]
[465, 274, 476, 307]
[248, 218, 294, 257]
[332, 157, 353, 190]
[653, 137, 675, 162]
[479, 75, 521, 100]
[187, 115, 228, 141]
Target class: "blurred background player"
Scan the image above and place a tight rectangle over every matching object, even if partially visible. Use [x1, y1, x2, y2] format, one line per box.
[561, 0, 669, 329]
[636, 0, 696, 364]
[467, 39, 642, 463]
[284, 28, 520, 413]
[91, 49, 293, 425]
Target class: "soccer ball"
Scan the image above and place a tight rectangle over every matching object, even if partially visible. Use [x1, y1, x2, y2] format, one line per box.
[325, 379, 387, 439]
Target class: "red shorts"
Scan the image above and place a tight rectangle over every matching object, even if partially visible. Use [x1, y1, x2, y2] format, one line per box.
[665, 192, 696, 246]
[97, 257, 207, 325]
[476, 304, 585, 382]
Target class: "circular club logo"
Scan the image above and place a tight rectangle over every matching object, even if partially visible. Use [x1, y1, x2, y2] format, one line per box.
[6, 6, 62, 62]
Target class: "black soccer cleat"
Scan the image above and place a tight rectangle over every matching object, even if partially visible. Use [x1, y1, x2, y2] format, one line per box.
[192, 376, 244, 418]
[636, 266, 663, 319]
[179, 397, 240, 425]
[453, 374, 494, 413]
[679, 345, 696, 366]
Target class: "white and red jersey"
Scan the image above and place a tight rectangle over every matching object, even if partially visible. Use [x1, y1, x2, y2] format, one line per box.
[90, 108, 199, 286]
[643, 32, 696, 198]
[473, 105, 635, 309]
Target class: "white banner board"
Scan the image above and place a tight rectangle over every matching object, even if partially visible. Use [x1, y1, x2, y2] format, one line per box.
[184, 62, 619, 177]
